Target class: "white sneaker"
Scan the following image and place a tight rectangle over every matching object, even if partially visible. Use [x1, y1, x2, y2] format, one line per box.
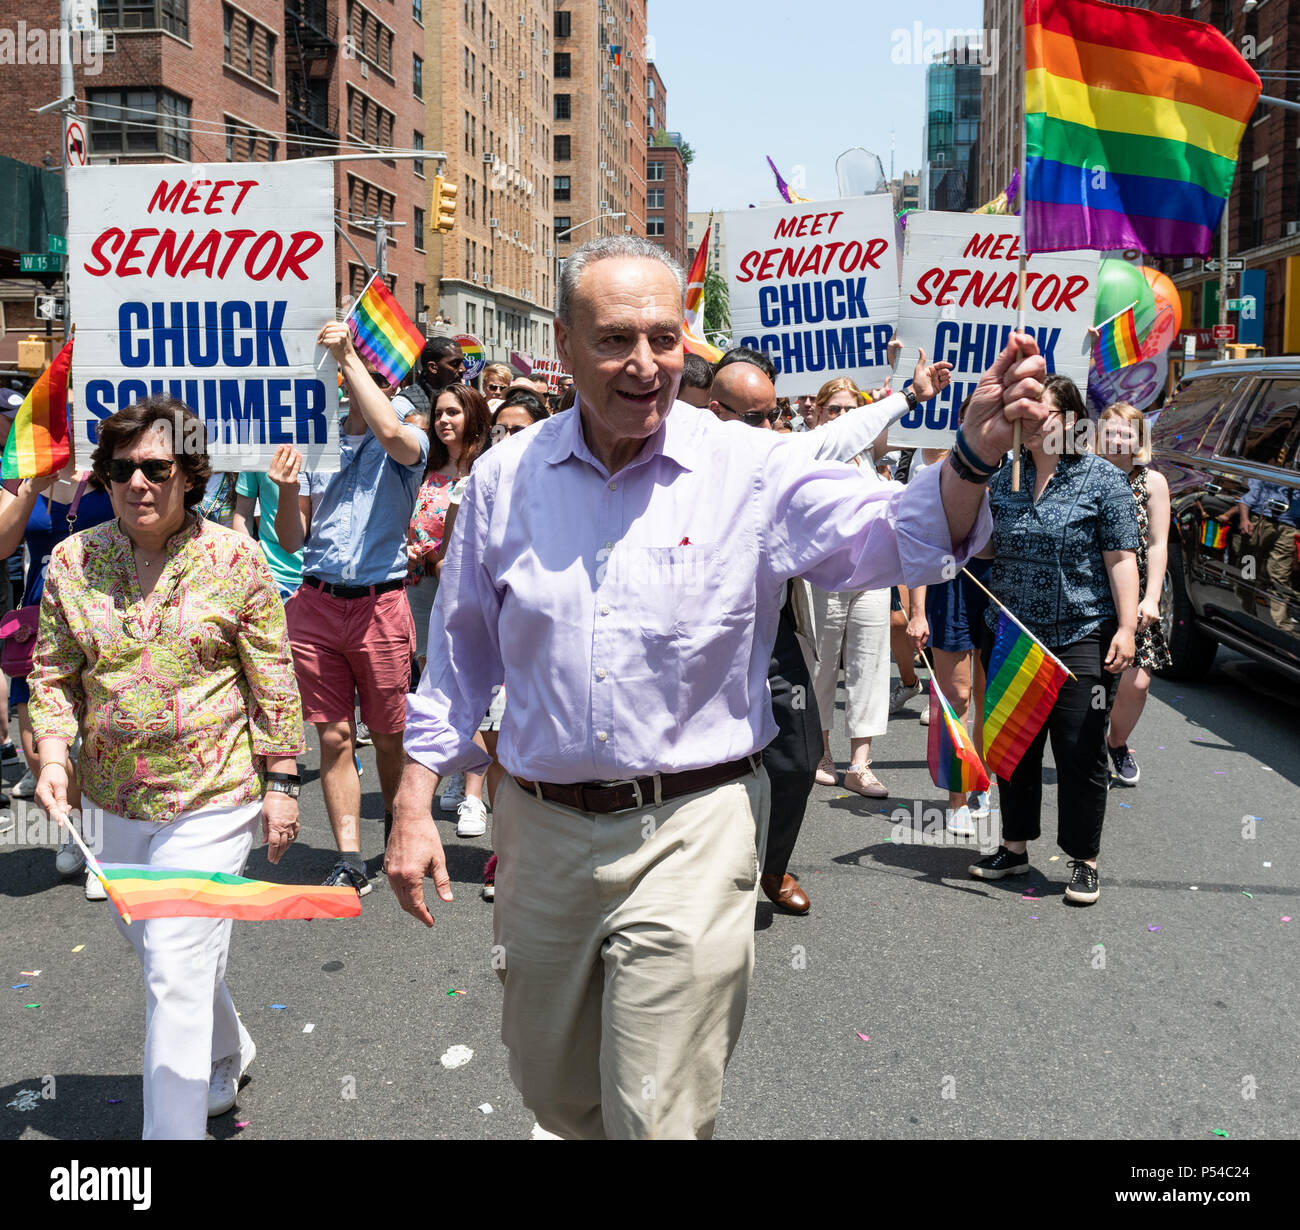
[208, 1024, 256, 1117]
[457, 795, 488, 838]
[919, 704, 931, 726]
[56, 833, 86, 877]
[946, 805, 977, 837]
[439, 772, 466, 812]
[968, 790, 991, 818]
[84, 870, 107, 901]
[11, 769, 36, 799]
[889, 679, 922, 714]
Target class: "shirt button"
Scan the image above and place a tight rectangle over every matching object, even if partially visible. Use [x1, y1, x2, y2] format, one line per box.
[604, 541, 614, 550]
[597, 730, 609, 742]
[600, 605, 610, 616]
[609, 481, 618, 491]
[596, 668, 607, 679]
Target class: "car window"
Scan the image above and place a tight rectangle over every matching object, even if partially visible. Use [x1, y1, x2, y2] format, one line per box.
[1222, 380, 1300, 471]
[1155, 374, 1245, 456]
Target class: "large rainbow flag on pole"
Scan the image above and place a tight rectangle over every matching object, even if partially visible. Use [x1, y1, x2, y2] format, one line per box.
[1023, 0, 1261, 256]
[682, 216, 723, 363]
[926, 665, 990, 795]
[344, 274, 426, 386]
[982, 609, 1071, 780]
[1, 336, 73, 480]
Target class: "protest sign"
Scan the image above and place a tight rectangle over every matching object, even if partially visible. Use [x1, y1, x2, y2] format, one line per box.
[68, 162, 339, 470]
[724, 195, 899, 397]
[891, 214, 1098, 448]
[529, 357, 570, 392]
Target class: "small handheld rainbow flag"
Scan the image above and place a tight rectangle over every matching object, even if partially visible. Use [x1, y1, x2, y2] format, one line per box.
[1201, 519, 1229, 551]
[983, 609, 1070, 780]
[1092, 301, 1142, 374]
[345, 274, 426, 386]
[926, 668, 990, 795]
[2, 336, 73, 480]
[95, 864, 363, 922]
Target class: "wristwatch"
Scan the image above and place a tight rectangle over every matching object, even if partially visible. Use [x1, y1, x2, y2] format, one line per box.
[903, 387, 919, 413]
[266, 771, 302, 799]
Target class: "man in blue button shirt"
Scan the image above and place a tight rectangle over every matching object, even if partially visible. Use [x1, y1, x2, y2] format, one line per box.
[271, 320, 430, 897]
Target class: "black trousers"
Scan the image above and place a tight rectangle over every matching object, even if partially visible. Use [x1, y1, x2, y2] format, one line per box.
[979, 621, 1119, 862]
[763, 603, 822, 879]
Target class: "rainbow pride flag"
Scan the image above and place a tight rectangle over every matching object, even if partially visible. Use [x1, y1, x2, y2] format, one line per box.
[1023, 0, 1261, 256]
[608, 44, 622, 67]
[1093, 303, 1142, 374]
[766, 155, 811, 205]
[1201, 519, 1229, 551]
[345, 274, 426, 386]
[983, 610, 1070, 780]
[927, 674, 990, 795]
[1, 337, 73, 480]
[95, 864, 363, 923]
[683, 219, 723, 363]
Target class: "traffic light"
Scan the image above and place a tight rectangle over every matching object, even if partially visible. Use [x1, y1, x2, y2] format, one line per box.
[432, 175, 458, 233]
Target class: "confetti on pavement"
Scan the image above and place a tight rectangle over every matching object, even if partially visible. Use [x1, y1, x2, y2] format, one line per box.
[1190, 886, 1199, 891]
[1282, 917, 1292, 923]
[440, 1044, 474, 1069]
[1242, 892, 1254, 899]
[303, 1023, 314, 1033]
[11, 983, 30, 989]
[855, 1032, 870, 1042]
[20, 971, 40, 976]
[24, 1003, 39, 1009]
[1148, 926, 1161, 932]
[477, 1103, 494, 1114]
[71, 945, 84, 953]
[271, 1004, 287, 1010]
[235, 1120, 250, 1128]
[1211, 1129, 1229, 1138]
[1049, 855, 1060, 862]
[107, 1099, 122, 1104]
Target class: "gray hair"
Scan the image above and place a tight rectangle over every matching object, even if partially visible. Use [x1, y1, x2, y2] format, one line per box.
[555, 236, 686, 325]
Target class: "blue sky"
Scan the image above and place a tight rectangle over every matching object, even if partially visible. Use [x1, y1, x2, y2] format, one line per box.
[647, 0, 985, 212]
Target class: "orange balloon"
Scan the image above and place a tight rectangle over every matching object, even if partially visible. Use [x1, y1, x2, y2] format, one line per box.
[1138, 266, 1182, 358]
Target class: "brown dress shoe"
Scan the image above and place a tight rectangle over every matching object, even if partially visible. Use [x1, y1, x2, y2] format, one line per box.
[760, 872, 811, 914]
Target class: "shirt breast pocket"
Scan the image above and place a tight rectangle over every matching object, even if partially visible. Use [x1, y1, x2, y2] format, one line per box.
[632, 542, 721, 639]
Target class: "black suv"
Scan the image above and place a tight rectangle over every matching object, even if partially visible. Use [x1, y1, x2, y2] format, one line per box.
[1151, 358, 1300, 681]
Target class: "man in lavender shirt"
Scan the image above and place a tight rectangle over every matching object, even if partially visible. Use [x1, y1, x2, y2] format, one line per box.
[386, 236, 1049, 1139]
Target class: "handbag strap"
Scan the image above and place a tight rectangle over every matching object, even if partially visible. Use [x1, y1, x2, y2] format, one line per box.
[64, 473, 91, 531]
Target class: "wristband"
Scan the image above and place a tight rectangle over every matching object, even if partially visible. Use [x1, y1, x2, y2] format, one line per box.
[951, 428, 1003, 480]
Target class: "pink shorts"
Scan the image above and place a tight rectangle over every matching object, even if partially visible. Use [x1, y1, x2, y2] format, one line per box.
[285, 582, 416, 733]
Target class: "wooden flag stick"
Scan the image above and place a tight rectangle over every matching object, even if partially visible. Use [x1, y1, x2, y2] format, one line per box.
[57, 811, 133, 924]
[1012, 250, 1027, 491]
[959, 566, 1078, 681]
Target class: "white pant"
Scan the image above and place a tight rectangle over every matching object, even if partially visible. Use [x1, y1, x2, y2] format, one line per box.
[810, 586, 891, 738]
[91, 797, 261, 1140]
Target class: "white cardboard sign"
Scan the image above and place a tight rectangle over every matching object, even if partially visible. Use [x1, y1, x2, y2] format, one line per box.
[724, 194, 900, 397]
[68, 162, 339, 470]
[891, 213, 1099, 448]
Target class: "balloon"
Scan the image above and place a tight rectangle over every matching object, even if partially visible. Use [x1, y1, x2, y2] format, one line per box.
[1094, 258, 1156, 339]
[1141, 266, 1182, 336]
[1134, 266, 1182, 358]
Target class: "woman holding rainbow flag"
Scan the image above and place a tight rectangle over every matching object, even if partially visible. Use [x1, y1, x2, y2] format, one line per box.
[969, 375, 1140, 905]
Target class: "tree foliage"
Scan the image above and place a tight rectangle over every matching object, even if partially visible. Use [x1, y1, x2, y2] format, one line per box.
[703, 267, 730, 338]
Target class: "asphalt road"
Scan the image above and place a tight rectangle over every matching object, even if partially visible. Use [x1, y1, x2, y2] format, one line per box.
[2, 648, 1297, 1141]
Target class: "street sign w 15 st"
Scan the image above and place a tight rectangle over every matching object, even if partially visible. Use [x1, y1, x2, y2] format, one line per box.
[20, 254, 62, 273]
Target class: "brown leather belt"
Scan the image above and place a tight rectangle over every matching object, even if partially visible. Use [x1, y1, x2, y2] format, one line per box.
[514, 752, 762, 816]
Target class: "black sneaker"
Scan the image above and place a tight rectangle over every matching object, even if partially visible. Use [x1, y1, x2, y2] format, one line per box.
[1064, 860, 1100, 905]
[968, 845, 1030, 880]
[1109, 743, 1139, 786]
[0, 741, 18, 763]
[323, 859, 372, 898]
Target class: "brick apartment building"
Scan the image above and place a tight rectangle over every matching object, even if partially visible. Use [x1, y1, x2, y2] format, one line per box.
[551, 0, 647, 267]
[423, 0, 557, 362]
[644, 59, 687, 267]
[0, 0, 429, 367]
[980, 0, 1300, 355]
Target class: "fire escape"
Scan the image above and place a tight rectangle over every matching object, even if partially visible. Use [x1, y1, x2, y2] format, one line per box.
[285, 0, 339, 159]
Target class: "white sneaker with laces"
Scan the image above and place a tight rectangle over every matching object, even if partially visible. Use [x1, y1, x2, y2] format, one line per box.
[56, 834, 86, 877]
[946, 805, 977, 837]
[457, 794, 488, 838]
[919, 704, 931, 726]
[889, 680, 922, 714]
[208, 1024, 256, 1117]
[84, 870, 108, 901]
[11, 768, 36, 799]
[440, 772, 466, 812]
[968, 790, 991, 819]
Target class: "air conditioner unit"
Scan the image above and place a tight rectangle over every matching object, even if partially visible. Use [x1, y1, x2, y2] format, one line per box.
[519, 70, 526, 79]
[489, 39, 497, 48]
[1288, 220, 1300, 236]
[360, 61, 368, 79]
[545, 247, 553, 257]
[472, 272, 480, 282]
[486, 274, 494, 284]
[490, 218, 500, 227]
[482, 93, 490, 102]
[513, 230, 520, 239]
[483, 152, 494, 162]
[518, 14, 525, 23]
[542, 48, 549, 56]
[599, 162, 607, 169]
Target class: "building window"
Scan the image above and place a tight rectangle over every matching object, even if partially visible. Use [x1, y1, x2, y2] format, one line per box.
[224, 117, 277, 162]
[100, 1, 189, 39]
[554, 135, 570, 161]
[555, 216, 572, 241]
[265, 32, 275, 87]
[554, 52, 571, 78]
[1251, 168, 1266, 248]
[647, 160, 664, 181]
[346, 1, 395, 73]
[647, 188, 665, 209]
[413, 0, 422, 22]
[413, 131, 424, 177]
[554, 94, 571, 121]
[554, 175, 570, 201]
[415, 282, 425, 319]
[87, 88, 191, 159]
[414, 206, 425, 252]
[413, 54, 423, 98]
[646, 218, 665, 237]
[554, 11, 571, 38]
[222, 5, 231, 60]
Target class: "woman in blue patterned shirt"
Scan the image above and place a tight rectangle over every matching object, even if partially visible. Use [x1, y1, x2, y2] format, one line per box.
[969, 375, 1140, 905]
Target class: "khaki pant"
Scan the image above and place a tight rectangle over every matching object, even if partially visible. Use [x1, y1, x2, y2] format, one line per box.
[492, 765, 770, 1140]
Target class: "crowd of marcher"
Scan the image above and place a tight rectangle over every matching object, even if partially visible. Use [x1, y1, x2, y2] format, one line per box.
[9, 235, 1168, 1140]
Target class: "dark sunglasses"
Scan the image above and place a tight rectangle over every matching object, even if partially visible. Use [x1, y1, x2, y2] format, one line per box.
[714, 399, 774, 427]
[491, 423, 529, 441]
[485, 382, 507, 392]
[107, 458, 176, 484]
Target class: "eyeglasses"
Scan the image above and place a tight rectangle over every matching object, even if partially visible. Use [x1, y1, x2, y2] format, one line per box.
[107, 458, 176, 484]
[485, 382, 507, 393]
[714, 399, 774, 427]
[491, 423, 529, 442]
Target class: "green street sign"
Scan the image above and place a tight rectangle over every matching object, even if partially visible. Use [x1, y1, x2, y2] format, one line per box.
[47, 235, 66, 255]
[20, 253, 61, 273]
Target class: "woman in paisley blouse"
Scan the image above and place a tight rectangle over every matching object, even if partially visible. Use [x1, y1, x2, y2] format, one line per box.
[29, 395, 305, 1139]
[968, 374, 1140, 906]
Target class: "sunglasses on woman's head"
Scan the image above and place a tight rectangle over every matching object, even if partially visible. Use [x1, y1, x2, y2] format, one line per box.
[107, 458, 176, 484]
